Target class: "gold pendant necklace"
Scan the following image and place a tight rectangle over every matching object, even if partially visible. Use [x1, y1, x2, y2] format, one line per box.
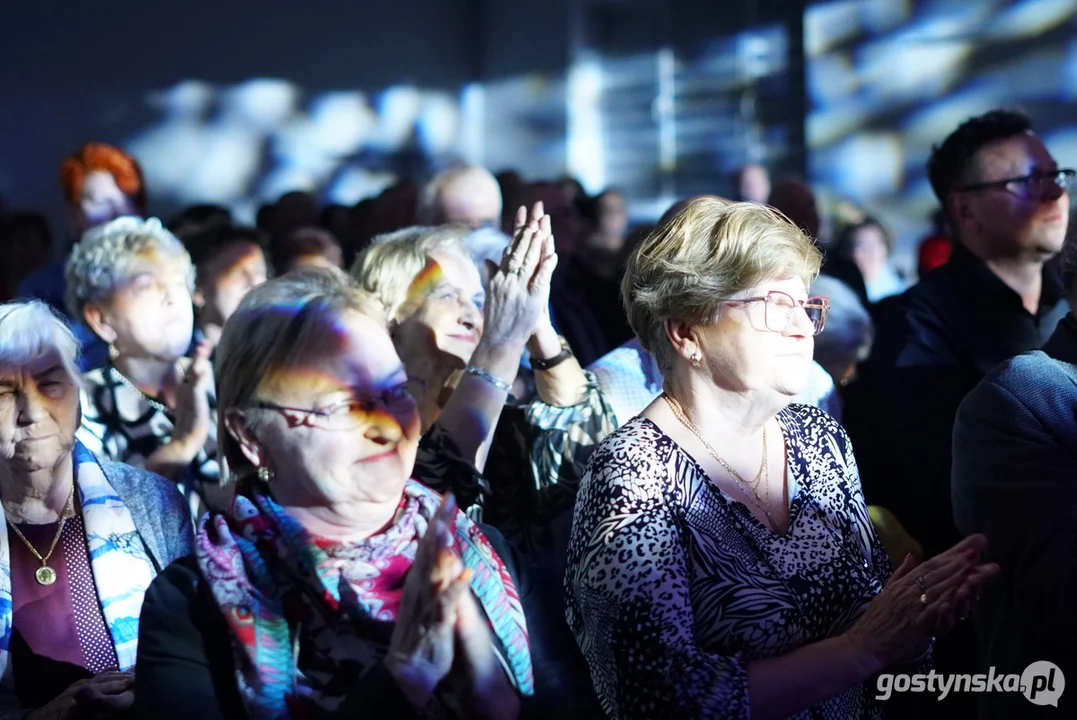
[7, 484, 75, 586]
[662, 393, 774, 526]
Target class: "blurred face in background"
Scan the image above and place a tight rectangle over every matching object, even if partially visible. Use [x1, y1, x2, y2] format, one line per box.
[737, 164, 772, 205]
[438, 174, 503, 229]
[74, 171, 137, 235]
[196, 242, 269, 330]
[850, 223, 890, 284]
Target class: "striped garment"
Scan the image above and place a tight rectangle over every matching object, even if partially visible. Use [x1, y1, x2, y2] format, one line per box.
[0, 442, 158, 680]
[195, 479, 533, 719]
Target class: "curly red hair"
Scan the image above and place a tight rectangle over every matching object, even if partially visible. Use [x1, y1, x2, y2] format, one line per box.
[59, 143, 145, 210]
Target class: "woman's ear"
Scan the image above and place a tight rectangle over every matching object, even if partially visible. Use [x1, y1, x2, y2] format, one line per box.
[664, 318, 701, 365]
[82, 303, 117, 345]
[224, 408, 265, 468]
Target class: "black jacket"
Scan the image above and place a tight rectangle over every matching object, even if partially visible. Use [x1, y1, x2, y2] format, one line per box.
[952, 313, 1077, 719]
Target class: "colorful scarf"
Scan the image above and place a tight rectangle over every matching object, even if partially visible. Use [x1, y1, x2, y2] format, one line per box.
[0, 441, 158, 682]
[196, 479, 533, 719]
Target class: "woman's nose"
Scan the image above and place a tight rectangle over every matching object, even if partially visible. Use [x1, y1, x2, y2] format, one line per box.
[362, 410, 403, 445]
[17, 388, 49, 425]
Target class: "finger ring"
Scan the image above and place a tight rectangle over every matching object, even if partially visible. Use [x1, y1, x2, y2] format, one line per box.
[915, 576, 928, 593]
[920, 593, 929, 606]
[508, 266, 522, 276]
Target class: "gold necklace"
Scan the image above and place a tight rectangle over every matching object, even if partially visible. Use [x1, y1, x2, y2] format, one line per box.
[7, 484, 76, 586]
[662, 393, 775, 526]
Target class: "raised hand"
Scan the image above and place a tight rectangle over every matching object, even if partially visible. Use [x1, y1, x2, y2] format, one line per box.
[480, 204, 557, 350]
[386, 494, 471, 709]
[172, 338, 214, 453]
[845, 533, 999, 670]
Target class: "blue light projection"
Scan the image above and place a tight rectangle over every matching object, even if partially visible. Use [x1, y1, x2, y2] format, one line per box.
[807, 0, 1077, 273]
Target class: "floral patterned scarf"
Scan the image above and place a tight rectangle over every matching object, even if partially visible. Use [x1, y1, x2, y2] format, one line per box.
[195, 479, 533, 719]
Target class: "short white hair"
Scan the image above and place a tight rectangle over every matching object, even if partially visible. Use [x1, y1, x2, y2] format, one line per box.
[0, 300, 82, 385]
[417, 165, 502, 225]
[65, 216, 194, 320]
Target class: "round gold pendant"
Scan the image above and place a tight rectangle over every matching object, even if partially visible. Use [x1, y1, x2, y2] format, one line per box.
[35, 566, 57, 586]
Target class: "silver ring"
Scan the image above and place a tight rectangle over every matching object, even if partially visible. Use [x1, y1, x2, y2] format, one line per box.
[920, 593, 929, 607]
[508, 266, 523, 276]
[915, 576, 928, 593]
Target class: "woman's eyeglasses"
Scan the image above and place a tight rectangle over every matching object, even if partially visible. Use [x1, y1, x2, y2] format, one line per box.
[719, 291, 829, 336]
[252, 380, 420, 430]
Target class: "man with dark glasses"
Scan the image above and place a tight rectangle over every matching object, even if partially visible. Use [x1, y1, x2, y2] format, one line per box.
[844, 109, 1071, 720]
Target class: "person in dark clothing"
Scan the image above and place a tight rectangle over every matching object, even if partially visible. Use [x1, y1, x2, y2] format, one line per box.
[135, 270, 533, 719]
[952, 229, 1077, 720]
[843, 109, 1072, 718]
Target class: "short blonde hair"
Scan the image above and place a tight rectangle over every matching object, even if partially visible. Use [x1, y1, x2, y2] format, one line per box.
[350, 225, 473, 320]
[623, 198, 822, 374]
[65, 216, 194, 320]
[0, 300, 82, 388]
[214, 267, 385, 479]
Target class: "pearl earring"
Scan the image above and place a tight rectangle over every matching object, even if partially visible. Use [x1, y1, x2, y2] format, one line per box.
[690, 352, 702, 367]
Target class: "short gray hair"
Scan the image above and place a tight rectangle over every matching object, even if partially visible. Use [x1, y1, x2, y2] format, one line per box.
[623, 198, 822, 375]
[214, 267, 386, 479]
[350, 225, 474, 320]
[65, 216, 194, 321]
[0, 300, 82, 386]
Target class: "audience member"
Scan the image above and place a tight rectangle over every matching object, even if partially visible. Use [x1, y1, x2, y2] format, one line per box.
[66, 217, 219, 515]
[952, 224, 1077, 719]
[844, 109, 1071, 718]
[18, 144, 147, 372]
[847, 108, 1071, 561]
[417, 165, 502, 229]
[832, 217, 909, 303]
[135, 270, 532, 719]
[183, 225, 269, 351]
[566, 198, 997, 719]
[0, 300, 192, 717]
[733, 162, 771, 204]
[352, 214, 614, 545]
[271, 226, 343, 273]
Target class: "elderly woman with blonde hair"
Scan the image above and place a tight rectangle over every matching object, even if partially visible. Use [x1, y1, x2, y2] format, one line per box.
[0, 300, 192, 719]
[565, 198, 1000, 719]
[352, 206, 615, 561]
[135, 269, 533, 719]
[66, 216, 218, 514]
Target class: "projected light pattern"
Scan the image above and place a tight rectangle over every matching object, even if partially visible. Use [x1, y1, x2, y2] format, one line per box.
[122, 18, 793, 227]
[807, 0, 1077, 273]
[125, 78, 468, 223]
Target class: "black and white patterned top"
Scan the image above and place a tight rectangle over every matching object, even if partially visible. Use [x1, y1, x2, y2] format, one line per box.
[76, 366, 218, 518]
[565, 403, 894, 720]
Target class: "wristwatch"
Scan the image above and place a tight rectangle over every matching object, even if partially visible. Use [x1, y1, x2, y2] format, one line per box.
[531, 336, 574, 371]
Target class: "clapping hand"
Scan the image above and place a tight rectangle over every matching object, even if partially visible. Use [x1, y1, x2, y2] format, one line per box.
[386, 494, 472, 709]
[480, 203, 558, 351]
[845, 534, 999, 671]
